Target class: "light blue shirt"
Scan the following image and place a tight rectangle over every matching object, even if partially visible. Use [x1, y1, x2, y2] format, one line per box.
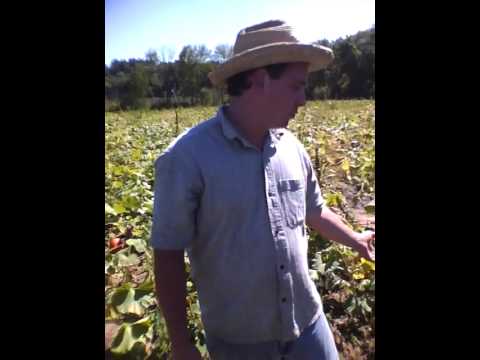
[151, 106, 325, 343]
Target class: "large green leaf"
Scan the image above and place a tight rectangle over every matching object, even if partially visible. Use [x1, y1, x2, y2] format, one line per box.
[113, 202, 127, 214]
[110, 323, 146, 355]
[117, 251, 140, 267]
[123, 194, 142, 211]
[131, 148, 142, 161]
[325, 192, 344, 207]
[110, 286, 129, 305]
[105, 203, 117, 215]
[137, 279, 154, 292]
[131, 316, 152, 338]
[126, 238, 146, 253]
[313, 252, 326, 274]
[111, 287, 145, 317]
[112, 180, 123, 189]
[341, 158, 350, 173]
[112, 166, 125, 176]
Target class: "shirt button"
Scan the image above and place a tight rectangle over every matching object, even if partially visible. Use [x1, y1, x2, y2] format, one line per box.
[280, 265, 285, 270]
[281, 297, 287, 303]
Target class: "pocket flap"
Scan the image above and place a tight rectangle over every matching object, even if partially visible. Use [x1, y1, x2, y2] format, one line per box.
[278, 179, 303, 192]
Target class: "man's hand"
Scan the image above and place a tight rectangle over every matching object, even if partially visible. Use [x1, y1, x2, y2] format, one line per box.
[353, 230, 375, 262]
[154, 250, 204, 360]
[307, 206, 375, 262]
[172, 342, 203, 360]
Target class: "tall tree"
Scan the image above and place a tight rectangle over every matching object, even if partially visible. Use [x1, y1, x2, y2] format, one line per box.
[145, 49, 159, 65]
[105, 26, 375, 110]
[159, 46, 176, 63]
[177, 44, 212, 104]
[212, 44, 233, 63]
[120, 63, 149, 109]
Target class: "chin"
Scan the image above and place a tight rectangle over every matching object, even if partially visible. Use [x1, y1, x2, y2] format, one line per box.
[273, 115, 290, 128]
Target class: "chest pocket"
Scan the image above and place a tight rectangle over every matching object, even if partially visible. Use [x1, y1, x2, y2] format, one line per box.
[277, 179, 305, 228]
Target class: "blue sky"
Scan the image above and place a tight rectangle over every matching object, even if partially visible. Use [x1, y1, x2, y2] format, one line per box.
[105, 0, 375, 66]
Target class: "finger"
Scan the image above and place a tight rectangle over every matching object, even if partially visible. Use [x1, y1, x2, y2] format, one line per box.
[367, 237, 375, 251]
[363, 229, 375, 239]
[368, 248, 375, 262]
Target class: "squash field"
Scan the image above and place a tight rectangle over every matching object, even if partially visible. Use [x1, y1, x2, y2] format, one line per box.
[105, 100, 375, 359]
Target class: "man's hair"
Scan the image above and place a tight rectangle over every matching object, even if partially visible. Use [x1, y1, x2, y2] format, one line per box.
[226, 63, 290, 97]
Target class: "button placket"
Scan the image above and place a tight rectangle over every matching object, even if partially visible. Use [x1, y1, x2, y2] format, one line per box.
[264, 149, 294, 339]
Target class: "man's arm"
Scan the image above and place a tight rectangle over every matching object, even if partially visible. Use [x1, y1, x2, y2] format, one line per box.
[306, 206, 375, 261]
[154, 249, 202, 359]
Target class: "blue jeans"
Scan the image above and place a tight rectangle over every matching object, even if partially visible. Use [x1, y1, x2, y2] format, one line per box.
[205, 311, 339, 360]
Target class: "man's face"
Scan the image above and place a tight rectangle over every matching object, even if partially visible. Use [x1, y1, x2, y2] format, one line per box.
[262, 62, 308, 129]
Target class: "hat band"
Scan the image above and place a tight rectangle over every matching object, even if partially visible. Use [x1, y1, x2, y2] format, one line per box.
[233, 29, 299, 54]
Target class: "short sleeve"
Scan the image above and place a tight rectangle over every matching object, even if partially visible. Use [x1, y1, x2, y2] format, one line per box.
[300, 147, 324, 216]
[150, 147, 203, 250]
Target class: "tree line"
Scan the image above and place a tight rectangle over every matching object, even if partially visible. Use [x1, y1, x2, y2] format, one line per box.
[105, 26, 374, 111]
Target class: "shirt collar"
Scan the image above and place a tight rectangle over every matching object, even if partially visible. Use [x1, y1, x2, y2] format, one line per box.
[218, 105, 241, 142]
[217, 105, 285, 148]
[269, 128, 285, 144]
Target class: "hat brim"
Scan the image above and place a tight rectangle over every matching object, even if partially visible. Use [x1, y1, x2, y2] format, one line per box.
[208, 43, 334, 87]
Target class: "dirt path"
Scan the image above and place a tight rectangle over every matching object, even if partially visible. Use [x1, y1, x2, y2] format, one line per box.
[352, 207, 375, 229]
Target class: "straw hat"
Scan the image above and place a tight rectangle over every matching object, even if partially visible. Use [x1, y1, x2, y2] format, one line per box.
[208, 20, 334, 87]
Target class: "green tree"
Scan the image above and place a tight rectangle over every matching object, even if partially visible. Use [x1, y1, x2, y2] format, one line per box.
[145, 49, 159, 65]
[212, 44, 233, 63]
[334, 40, 362, 98]
[178, 45, 213, 104]
[120, 63, 149, 109]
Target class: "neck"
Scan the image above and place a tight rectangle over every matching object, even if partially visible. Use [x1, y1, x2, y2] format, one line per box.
[225, 98, 269, 149]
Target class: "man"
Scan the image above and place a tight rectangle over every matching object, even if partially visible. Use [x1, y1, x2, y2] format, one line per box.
[151, 20, 375, 360]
